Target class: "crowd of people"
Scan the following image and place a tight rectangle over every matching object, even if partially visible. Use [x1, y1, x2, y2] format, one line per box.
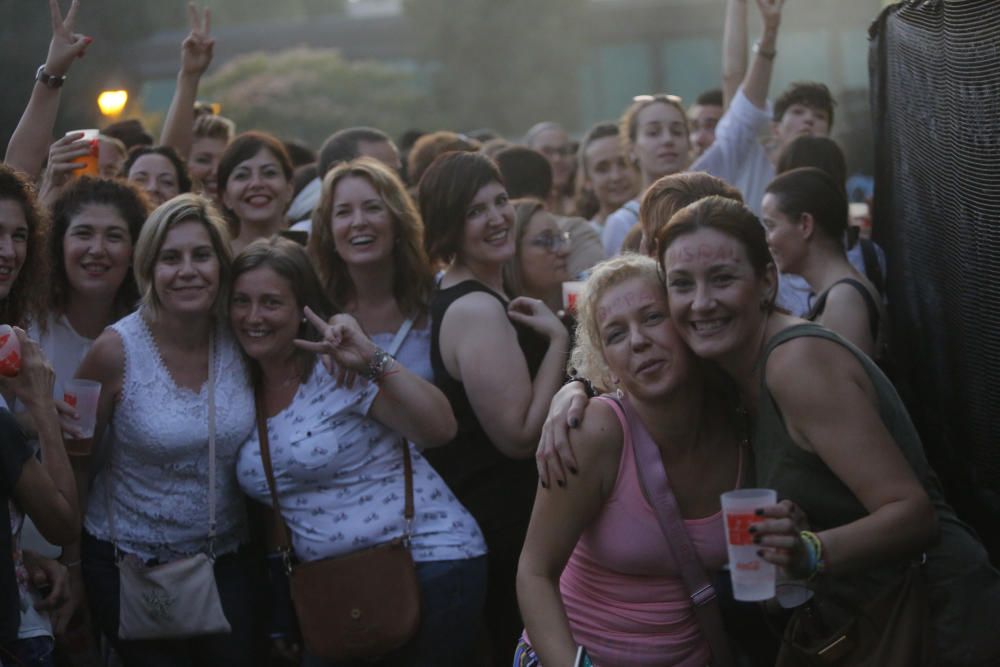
[2, 0, 999, 666]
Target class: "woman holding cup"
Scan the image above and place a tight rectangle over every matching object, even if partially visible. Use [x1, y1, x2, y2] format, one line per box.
[71, 194, 257, 665]
[516, 254, 747, 666]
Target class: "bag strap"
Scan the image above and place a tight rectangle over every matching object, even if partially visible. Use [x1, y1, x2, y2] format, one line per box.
[387, 317, 414, 358]
[614, 394, 735, 667]
[859, 238, 885, 295]
[254, 378, 415, 560]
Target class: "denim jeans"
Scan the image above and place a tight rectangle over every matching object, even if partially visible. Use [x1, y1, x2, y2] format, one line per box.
[303, 555, 488, 667]
[0, 636, 54, 667]
[81, 532, 260, 667]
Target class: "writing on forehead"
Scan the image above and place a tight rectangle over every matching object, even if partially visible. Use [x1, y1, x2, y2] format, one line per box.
[597, 290, 656, 322]
[665, 243, 737, 266]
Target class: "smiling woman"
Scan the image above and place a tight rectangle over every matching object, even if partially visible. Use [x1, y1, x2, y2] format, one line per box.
[0, 166, 48, 331]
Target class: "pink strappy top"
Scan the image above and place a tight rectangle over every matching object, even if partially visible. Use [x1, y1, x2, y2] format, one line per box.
[555, 397, 743, 667]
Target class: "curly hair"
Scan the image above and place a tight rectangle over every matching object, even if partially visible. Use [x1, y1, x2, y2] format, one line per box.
[0, 165, 50, 328]
[46, 177, 150, 323]
[569, 253, 662, 392]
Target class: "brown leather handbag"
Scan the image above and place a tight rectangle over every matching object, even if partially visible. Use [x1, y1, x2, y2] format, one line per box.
[255, 391, 421, 662]
[775, 558, 931, 667]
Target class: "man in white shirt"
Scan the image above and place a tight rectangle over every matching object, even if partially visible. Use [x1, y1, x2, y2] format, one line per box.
[691, 0, 835, 314]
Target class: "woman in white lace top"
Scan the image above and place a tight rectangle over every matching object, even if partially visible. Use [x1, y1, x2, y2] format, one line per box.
[73, 194, 257, 665]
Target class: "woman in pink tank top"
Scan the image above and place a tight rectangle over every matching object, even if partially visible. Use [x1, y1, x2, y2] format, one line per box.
[516, 255, 747, 667]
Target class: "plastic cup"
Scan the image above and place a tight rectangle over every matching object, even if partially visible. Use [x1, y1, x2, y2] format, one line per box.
[63, 379, 101, 453]
[68, 129, 100, 177]
[0, 324, 21, 377]
[562, 281, 585, 313]
[721, 488, 777, 601]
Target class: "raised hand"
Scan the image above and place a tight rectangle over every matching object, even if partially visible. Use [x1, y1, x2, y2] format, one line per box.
[755, 0, 785, 32]
[180, 3, 215, 77]
[294, 307, 380, 377]
[38, 132, 90, 206]
[44, 0, 90, 78]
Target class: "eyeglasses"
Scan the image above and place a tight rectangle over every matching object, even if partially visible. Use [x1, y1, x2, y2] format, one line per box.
[632, 93, 684, 105]
[528, 231, 571, 253]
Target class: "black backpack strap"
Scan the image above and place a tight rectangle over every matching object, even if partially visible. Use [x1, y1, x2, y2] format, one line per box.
[859, 238, 885, 295]
[807, 278, 880, 342]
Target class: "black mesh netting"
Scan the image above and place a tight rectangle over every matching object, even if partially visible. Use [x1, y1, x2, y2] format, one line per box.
[869, 0, 1000, 555]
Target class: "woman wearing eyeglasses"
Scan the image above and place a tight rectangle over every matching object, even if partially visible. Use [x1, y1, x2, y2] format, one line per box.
[602, 95, 692, 256]
[504, 200, 572, 319]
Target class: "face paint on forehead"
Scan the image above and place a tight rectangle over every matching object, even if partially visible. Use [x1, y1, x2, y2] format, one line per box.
[664, 242, 738, 266]
[597, 288, 658, 323]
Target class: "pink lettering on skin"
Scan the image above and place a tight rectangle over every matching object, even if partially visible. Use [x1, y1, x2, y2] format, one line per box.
[597, 290, 657, 324]
[664, 243, 737, 266]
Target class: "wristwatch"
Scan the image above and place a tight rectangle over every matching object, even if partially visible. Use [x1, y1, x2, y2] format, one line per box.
[752, 41, 777, 61]
[361, 347, 395, 383]
[35, 65, 67, 89]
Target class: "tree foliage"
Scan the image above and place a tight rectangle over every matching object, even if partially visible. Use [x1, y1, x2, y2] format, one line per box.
[402, 0, 587, 135]
[200, 47, 433, 148]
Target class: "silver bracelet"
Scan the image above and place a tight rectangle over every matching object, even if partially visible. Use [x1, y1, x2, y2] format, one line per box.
[361, 347, 395, 384]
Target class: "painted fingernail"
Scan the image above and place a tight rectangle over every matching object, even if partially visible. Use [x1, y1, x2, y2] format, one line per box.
[540, 481, 548, 489]
[557, 479, 566, 488]
[756, 549, 765, 558]
[84, 36, 93, 45]
[569, 466, 578, 475]
[753, 535, 762, 545]
[755, 508, 764, 516]
[569, 417, 580, 428]
[748, 525, 758, 533]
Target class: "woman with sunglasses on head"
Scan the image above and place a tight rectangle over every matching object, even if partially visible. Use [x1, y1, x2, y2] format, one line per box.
[419, 152, 570, 665]
[602, 95, 692, 257]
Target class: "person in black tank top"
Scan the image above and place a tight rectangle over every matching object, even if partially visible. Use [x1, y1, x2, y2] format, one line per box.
[762, 167, 885, 360]
[419, 153, 571, 666]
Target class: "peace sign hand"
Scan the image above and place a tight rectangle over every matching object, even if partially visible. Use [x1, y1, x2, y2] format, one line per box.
[45, 0, 90, 78]
[180, 3, 214, 77]
[294, 307, 379, 378]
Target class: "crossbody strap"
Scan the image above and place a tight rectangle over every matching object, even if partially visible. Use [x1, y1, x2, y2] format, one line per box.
[254, 379, 414, 561]
[613, 395, 735, 667]
[387, 317, 415, 357]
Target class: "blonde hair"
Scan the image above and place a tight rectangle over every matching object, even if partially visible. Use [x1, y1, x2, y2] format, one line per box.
[193, 114, 236, 143]
[133, 194, 233, 320]
[570, 253, 663, 392]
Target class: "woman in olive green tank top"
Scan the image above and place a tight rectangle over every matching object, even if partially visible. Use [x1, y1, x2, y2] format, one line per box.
[653, 195, 1000, 666]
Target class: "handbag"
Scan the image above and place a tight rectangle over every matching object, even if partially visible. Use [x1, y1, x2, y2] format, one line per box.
[775, 559, 930, 667]
[612, 395, 736, 667]
[114, 330, 232, 640]
[256, 318, 421, 661]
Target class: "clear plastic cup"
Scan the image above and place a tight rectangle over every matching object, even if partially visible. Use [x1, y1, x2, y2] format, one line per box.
[561, 281, 585, 313]
[68, 129, 100, 177]
[0, 324, 21, 377]
[721, 488, 777, 601]
[63, 379, 102, 454]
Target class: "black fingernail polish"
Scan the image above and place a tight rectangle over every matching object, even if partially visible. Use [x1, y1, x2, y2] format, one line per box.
[755, 508, 764, 516]
[748, 525, 757, 534]
[569, 418, 580, 428]
[540, 481, 549, 489]
[569, 466, 579, 475]
[753, 535, 762, 545]
[557, 479, 566, 488]
[756, 549, 765, 558]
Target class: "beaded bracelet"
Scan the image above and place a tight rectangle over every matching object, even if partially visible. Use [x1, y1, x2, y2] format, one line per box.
[799, 530, 827, 578]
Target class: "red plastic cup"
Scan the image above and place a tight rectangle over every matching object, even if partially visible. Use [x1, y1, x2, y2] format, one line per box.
[0, 324, 21, 377]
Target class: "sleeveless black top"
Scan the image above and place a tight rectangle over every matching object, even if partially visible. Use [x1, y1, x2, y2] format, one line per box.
[426, 280, 547, 539]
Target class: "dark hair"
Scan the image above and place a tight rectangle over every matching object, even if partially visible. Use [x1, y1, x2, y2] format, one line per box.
[318, 127, 391, 177]
[217, 132, 294, 199]
[494, 146, 552, 200]
[655, 196, 775, 306]
[310, 158, 433, 319]
[773, 82, 836, 127]
[765, 167, 848, 243]
[102, 119, 153, 149]
[0, 166, 49, 327]
[419, 152, 504, 265]
[775, 135, 847, 186]
[47, 177, 149, 319]
[407, 131, 481, 189]
[232, 236, 333, 384]
[123, 145, 193, 194]
[641, 172, 743, 256]
[695, 89, 723, 107]
[282, 139, 317, 168]
[575, 121, 624, 219]
[292, 163, 318, 199]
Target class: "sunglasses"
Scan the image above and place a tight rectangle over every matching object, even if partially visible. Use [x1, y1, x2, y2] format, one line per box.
[632, 94, 684, 105]
[529, 231, 571, 253]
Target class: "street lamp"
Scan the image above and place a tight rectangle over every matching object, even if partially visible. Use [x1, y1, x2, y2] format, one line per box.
[97, 89, 129, 119]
